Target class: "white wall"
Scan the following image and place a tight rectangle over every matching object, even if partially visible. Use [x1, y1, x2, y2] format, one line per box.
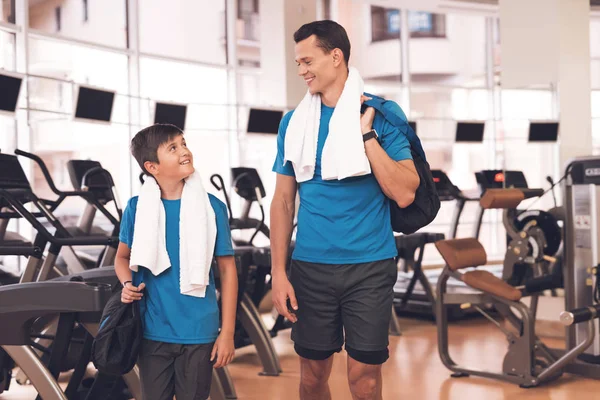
[591, 17, 600, 88]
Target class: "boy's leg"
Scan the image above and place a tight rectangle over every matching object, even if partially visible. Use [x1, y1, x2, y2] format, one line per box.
[138, 339, 178, 400]
[173, 342, 214, 400]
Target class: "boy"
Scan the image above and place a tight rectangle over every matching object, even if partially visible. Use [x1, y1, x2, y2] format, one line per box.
[115, 123, 238, 400]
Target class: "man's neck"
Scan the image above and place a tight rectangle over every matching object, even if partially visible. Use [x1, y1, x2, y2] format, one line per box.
[320, 69, 349, 108]
[156, 178, 185, 200]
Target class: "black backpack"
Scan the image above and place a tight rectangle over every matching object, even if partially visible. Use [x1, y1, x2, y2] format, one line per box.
[363, 94, 441, 234]
[91, 289, 143, 376]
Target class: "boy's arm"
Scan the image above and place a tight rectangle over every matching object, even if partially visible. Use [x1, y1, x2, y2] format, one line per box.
[217, 255, 238, 335]
[212, 255, 238, 368]
[115, 243, 133, 285]
[115, 242, 144, 302]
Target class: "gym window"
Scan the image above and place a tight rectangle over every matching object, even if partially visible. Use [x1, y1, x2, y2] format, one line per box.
[371, 6, 447, 42]
[371, 6, 400, 42]
[408, 11, 446, 38]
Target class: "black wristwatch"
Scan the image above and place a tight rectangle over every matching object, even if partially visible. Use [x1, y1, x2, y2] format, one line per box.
[362, 129, 378, 142]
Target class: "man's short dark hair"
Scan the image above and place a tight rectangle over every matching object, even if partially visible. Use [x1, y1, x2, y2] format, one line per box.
[293, 20, 351, 65]
[130, 123, 183, 175]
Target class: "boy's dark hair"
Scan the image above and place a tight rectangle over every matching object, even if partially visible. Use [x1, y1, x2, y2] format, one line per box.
[293, 20, 351, 66]
[130, 123, 183, 175]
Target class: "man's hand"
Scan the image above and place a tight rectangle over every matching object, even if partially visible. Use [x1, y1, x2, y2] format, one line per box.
[211, 332, 235, 368]
[272, 274, 298, 323]
[121, 282, 145, 303]
[361, 107, 376, 134]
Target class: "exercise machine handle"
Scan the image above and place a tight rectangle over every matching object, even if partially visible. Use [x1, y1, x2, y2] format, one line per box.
[519, 188, 545, 199]
[15, 149, 61, 195]
[210, 174, 233, 222]
[81, 166, 116, 189]
[523, 273, 563, 294]
[560, 304, 600, 326]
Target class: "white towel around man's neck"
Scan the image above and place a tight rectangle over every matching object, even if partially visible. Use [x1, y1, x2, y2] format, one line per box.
[283, 66, 371, 183]
[129, 172, 217, 298]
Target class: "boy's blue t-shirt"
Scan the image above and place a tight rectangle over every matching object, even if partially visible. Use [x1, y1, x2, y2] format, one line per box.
[119, 194, 234, 344]
[272, 103, 412, 264]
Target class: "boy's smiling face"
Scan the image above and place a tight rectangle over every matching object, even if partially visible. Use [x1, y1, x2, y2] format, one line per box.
[145, 134, 194, 181]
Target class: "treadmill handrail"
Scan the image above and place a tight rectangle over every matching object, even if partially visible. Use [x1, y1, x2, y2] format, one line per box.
[0, 189, 117, 247]
[81, 166, 123, 221]
[15, 149, 62, 196]
[15, 149, 120, 226]
[0, 281, 111, 313]
[0, 281, 112, 345]
[81, 166, 116, 189]
[0, 246, 43, 257]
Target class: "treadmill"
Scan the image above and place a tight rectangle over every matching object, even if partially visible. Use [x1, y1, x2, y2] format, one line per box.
[0, 278, 115, 400]
[15, 150, 122, 272]
[393, 170, 482, 321]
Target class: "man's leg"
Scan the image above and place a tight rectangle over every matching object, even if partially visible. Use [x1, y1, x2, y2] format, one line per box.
[340, 258, 397, 400]
[347, 356, 382, 400]
[289, 260, 344, 400]
[299, 355, 335, 400]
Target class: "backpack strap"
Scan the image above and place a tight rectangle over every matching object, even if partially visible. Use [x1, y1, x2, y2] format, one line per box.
[362, 92, 427, 162]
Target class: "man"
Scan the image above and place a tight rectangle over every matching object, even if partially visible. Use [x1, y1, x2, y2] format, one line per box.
[270, 20, 419, 400]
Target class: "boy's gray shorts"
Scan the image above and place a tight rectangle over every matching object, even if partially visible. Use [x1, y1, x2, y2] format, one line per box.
[138, 339, 215, 400]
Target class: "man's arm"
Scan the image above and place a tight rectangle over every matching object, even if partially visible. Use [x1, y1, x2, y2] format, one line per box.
[362, 108, 420, 208]
[270, 173, 299, 323]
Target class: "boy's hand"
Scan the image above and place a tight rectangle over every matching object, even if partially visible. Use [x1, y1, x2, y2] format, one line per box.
[211, 332, 235, 368]
[121, 282, 145, 303]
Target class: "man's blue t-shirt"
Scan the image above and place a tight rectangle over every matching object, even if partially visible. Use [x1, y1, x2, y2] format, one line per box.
[119, 194, 234, 344]
[272, 103, 412, 264]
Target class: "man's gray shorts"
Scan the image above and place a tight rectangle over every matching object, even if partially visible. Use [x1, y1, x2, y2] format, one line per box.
[289, 258, 397, 365]
[138, 339, 214, 400]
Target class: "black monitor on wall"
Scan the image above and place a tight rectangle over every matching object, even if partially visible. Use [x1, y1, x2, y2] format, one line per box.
[74, 85, 115, 123]
[528, 121, 559, 142]
[154, 102, 187, 130]
[0, 71, 24, 115]
[247, 108, 284, 134]
[455, 121, 485, 143]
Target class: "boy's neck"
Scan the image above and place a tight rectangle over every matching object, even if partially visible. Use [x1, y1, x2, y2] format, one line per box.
[156, 177, 185, 200]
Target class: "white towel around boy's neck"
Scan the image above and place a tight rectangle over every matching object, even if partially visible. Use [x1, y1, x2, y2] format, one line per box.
[283, 66, 371, 183]
[129, 171, 217, 298]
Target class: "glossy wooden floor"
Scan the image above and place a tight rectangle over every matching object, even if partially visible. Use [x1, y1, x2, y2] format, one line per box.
[3, 317, 600, 400]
